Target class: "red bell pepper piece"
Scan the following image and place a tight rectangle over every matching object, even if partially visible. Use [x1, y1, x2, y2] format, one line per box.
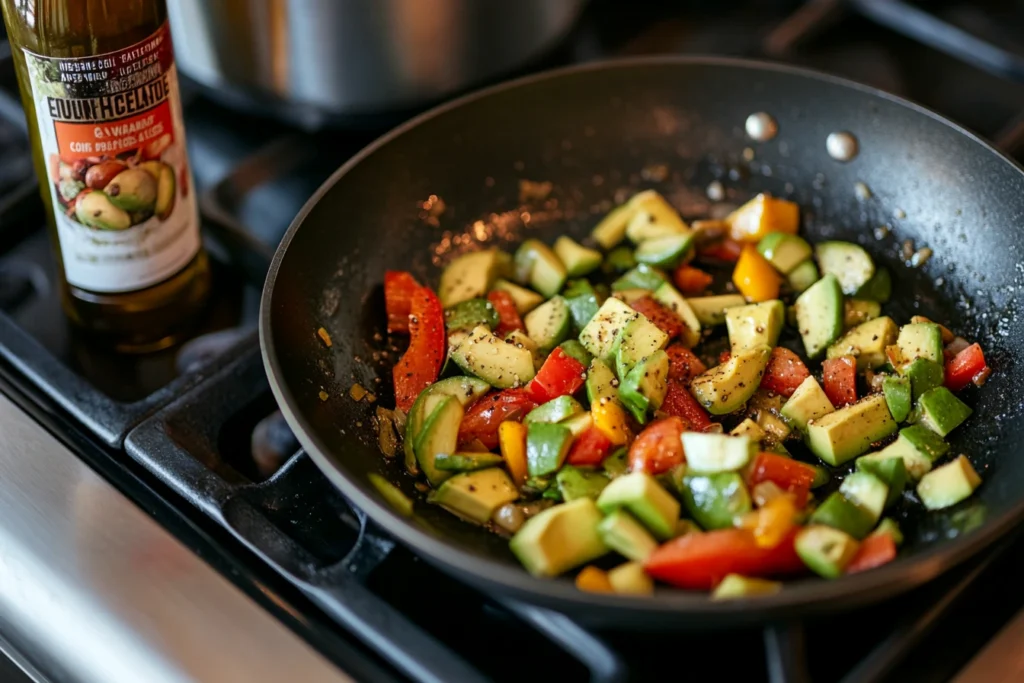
[759, 347, 811, 398]
[567, 427, 614, 466]
[384, 271, 421, 334]
[644, 528, 806, 590]
[746, 452, 817, 507]
[487, 290, 525, 337]
[718, 350, 732, 365]
[659, 381, 713, 432]
[698, 238, 743, 263]
[673, 264, 715, 295]
[845, 533, 897, 574]
[526, 348, 587, 403]
[628, 416, 686, 475]
[392, 286, 446, 411]
[666, 343, 707, 385]
[457, 389, 537, 450]
[629, 296, 684, 340]
[822, 355, 858, 407]
[944, 343, 988, 392]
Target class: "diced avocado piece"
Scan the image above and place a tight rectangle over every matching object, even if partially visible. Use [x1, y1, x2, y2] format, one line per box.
[795, 525, 860, 579]
[794, 273, 844, 358]
[916, 387, 972, 437]
[826, 316, 899, 370]
[855, 455, 906, 509]
[757, 411, 792, 446]
[434, 452, 506, 472]
[725, 300, 785, 354]
[815, 241, 875, 295]
[560, 412, 593, 438]
[525, 395, 584, 425]
[652, 282, 701, 347]
[514, 239, 567, 298]
[614, 288, 649, 305]
[579, 297, 639, 361]
[368, 473, 414, 517]
[586, 358, 618, 406]
[903, 358, 945, 400]
[526, 422, 574, 477]
[429, 468, 519, 524]
[731, 418, 767, 445]
[445, 298, 499, 333]
[604, 246, 637, 273]
[635, 233, 694, 268]
[414, 396, 464, 486]
[787, 259, 819, 294]
[602, 447, 629, 478]
[810, 464, 831, 489]
[558, 340, 593, 368]
[810, 492, 876, 539]
[618, 349, 670, 424]
[592, 202, 634, 250]
[553, 236, 602, 277]
[556, 466, 611, 502]
[524, 296, 571, 352]
[681, 472, 752, 530]
[757, 232, 812, 274]
[439, 248, 510, 307]
[806, 394, 897, 466]
[612, 264, 668, 292]
[504, 330, 541, 371]
[855, 267, 892, 303]
[597, 509, 659, 562]
[680, 432, 755, 474]
[625, 190, 690, 243]
[563, 279, 601, 332]
[883, 375, 912, 422]
[864, 425, 947, 481]
[510, 498, 608, 576]
[897, 322, 944, 365]
[686, 294, 747, 327]
[917, 455, 982, 510]
[596, 472, 680, 540]
[870, 519, 904, 547]
[901, 424, 951, 460]
[615, 314, 670, 379]
[492, 278, 545, 314]
[844, 299, 882, 328]
[690, 346, 771, 415]
[780, 376, 835, 432]
[839, 471, 888, 522]
[403, 376, 491, 474]
[607, 561, 655, 596]
[657, 464, 688, 498]
[451, 325, 536, 388]
[712, 574, 783, 600]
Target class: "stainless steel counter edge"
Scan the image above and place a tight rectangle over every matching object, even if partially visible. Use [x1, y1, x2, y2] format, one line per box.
[0, 392, 351, 683]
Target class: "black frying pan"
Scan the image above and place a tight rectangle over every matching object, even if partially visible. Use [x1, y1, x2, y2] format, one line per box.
[260, 57, 1024, 629]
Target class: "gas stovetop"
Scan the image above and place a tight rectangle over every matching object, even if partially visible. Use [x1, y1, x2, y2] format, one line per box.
[2, 2, 1024, 682]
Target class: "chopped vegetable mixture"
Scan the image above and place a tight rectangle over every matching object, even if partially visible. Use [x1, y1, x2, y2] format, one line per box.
[377, 189, 991, 597]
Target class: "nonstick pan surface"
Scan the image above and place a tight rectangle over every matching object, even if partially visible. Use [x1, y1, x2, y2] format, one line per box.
[261, 57, 1024, 628]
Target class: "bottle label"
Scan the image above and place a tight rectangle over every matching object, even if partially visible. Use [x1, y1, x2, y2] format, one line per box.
[23, 21, 201, 294]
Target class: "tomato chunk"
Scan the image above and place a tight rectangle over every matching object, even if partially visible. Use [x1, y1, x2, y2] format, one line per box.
[659, 381, 713, 432]
[822, 355, 858, 407]
[666, 343, 707, 385]
[645, 528, 805, 590]
[487, 290, 525, 337]
[759, 347, 810, 398]
[747, 452, 817, 507]
[629, 296, 685, 340]
[673, 265, 714, 296]
[457, 389, 537, 450]
[698, 238, 743, 263]
[384, 271, 421, 334]
[567, 427, 614, 466]
[392, 286, 445, 411]
[526, 348, 586, 403]
[629, 416, 686, 474]
[944, 343, 988, 392]
[845, 533, 897, 574]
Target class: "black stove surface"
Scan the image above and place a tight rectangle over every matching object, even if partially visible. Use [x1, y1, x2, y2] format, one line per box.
[2, 1, 1024, 682]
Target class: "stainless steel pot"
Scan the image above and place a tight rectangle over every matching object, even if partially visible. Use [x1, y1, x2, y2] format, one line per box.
[167, 0, 587, 127]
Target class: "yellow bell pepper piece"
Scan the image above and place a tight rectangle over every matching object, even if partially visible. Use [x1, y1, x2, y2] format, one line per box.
[733, 245, 782, 302]
[736, 495, 798, 549]
[499, 421, 529, 486]
[727, 193, 799, 243]
[575, 566, 614, 593]
[591, 397, 630, 446]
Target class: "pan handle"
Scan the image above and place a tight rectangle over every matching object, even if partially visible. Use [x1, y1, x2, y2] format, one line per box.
[764, 622, 812, 683]
[503, 601, 628, 683]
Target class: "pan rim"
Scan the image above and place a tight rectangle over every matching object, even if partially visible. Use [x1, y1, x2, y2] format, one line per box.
[260, 55, 1024, 619]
